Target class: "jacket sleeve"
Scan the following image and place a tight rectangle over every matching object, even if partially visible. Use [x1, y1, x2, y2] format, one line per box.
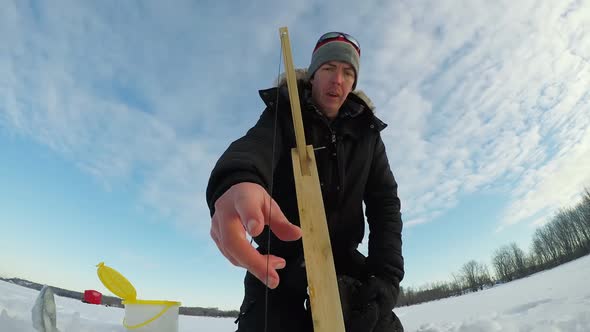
[206, 107, 284, 216]
[363, 134, 405, 295]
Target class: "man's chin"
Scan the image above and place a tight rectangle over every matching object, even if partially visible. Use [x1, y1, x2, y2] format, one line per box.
[320, 101, 341, 111]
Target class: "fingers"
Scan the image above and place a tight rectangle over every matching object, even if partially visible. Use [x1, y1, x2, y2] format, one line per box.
[222, 217, 285, 289]
[233, 186, 301, 242]
[243, 254, 286, 289]
[234, 189, 266, 237]
[211, 211, 286, 289]
[210, 214, 240, 266]
[210, 182, 299, 289]
[267, 198, 302, 241]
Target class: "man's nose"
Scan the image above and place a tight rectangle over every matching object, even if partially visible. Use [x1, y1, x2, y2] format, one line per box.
[331, 70, 343, 85]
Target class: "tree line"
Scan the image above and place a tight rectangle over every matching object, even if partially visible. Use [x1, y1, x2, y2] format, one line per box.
[397, 187, 590, 307]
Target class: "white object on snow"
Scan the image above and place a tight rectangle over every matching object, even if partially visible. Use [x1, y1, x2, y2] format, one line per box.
[32, 285, 60, 332]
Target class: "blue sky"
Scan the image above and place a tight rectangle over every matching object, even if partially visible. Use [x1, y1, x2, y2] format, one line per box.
[1, 0, 589, 310]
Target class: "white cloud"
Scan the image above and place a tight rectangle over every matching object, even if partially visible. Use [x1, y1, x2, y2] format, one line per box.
[1, 0, 589, 237]
[351, 0, 590, 230]
[0, 1, 312, 230]
[500, 123, 590, 229]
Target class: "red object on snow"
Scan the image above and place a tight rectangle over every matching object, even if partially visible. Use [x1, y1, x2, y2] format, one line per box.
[83, 290, 102, 304]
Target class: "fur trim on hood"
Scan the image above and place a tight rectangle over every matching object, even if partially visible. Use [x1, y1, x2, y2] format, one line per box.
[274, 68, 376, 112]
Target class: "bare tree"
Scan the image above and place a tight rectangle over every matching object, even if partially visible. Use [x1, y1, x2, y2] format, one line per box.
[581, 188, 590, 220]
[571, 203, 590, 254]
[526, 250, 542, 274]
[395, 187, 590, 308]
[531, 231, 551, 267]
[565, 208, 588, 254]
[460, 260, 491, 291]
[553, 209, 581, 260]
[539, 224, 560, 264]
[450, 273, 465, 296]
[492, 246, 513, 282]
[509, 243, 528, 278]
[579, 188, 590, 250]
[475, 263, 493, 289]
[461, 260, 479, 292]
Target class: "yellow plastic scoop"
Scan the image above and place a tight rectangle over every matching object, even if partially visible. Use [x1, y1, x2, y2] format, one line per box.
[96, 262, 137, 301]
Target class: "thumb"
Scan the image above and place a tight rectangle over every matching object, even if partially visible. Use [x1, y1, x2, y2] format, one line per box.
[267, 197, 302, 241]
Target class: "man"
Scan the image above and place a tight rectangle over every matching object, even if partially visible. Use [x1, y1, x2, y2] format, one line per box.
[206, 32, 404, 332]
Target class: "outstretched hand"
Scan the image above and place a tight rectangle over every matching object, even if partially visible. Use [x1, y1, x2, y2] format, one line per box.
[210, 182, 302, 289]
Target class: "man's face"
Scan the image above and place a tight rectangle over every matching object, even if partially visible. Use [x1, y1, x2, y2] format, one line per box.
[310, 61, 355, 119]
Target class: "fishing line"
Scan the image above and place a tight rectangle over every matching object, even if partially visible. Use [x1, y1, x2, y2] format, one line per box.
[263, 38, 283, 332]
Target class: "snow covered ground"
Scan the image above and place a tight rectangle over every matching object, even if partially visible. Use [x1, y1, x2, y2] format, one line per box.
[396, 255, 590, 332]
[0, 282, 235, 332]
[2, 255, 589, 331]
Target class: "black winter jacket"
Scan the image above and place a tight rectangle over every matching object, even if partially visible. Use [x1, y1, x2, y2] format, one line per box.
[206, 77, 404, 298]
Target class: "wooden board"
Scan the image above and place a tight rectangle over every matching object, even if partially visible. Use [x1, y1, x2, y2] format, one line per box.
[292, 146, 345, 332]
[280, 26, 345, 332]
[279, 26, 309, 174]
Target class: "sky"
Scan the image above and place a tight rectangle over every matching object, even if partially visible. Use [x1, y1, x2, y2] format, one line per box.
[1, 250, 589, 331]
[1, 0, 589, 310]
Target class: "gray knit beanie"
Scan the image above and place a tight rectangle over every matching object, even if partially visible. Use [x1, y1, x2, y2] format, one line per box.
[307, 39, 360, 90]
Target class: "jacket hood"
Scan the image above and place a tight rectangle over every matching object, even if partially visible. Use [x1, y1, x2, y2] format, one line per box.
[273, 68, 376, 113]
